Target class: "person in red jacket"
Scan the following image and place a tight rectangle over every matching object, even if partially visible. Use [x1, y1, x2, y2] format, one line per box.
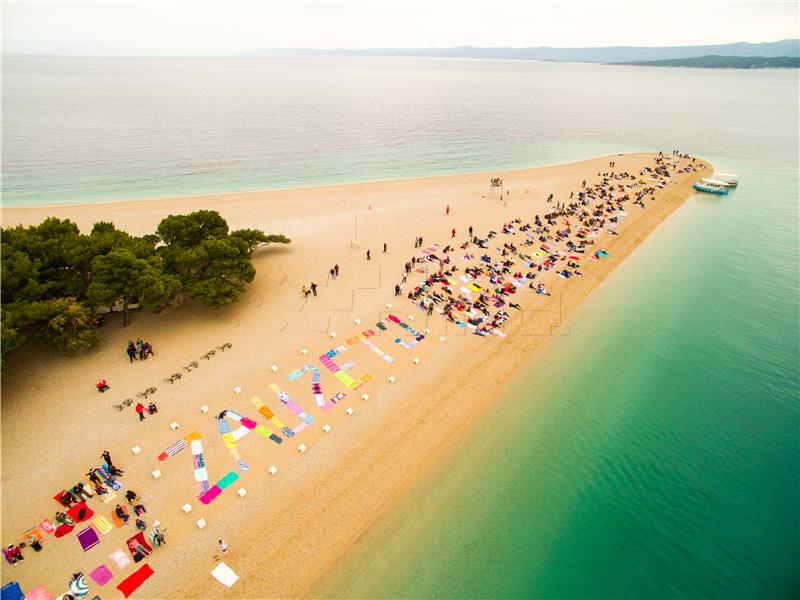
[135, 402, 146, 421]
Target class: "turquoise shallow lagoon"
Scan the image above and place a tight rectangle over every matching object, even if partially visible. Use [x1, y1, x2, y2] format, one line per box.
[3, 56, 799, 598]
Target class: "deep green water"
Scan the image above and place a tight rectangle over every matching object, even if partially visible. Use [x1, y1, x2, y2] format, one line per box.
[3, 56, 798, 598]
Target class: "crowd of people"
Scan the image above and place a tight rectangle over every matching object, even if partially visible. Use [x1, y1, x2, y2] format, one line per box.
[127, 338, 155, 363]
[398, 153, 701, 337]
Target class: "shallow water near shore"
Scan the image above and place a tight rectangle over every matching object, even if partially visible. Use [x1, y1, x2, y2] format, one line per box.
[3, 57, 799, 598]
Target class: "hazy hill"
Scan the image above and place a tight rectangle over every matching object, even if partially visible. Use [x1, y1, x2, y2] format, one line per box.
[252, 39, 800, 63]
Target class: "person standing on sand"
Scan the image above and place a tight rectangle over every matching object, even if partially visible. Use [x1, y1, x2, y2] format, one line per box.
[383, 242, 387, 253]
[394, 284, 401, 296]
[469, 226, 473, 237]
[329, 267, 335, 279]
[218, 539, 228, 554]
[451, 228, 456, 238]
[127, 341, 137, 363]
[101, 450, 114, 469]
[334, 264, 339, 277]
[135, 402, 146, 421]
[446, 205, 450, 215]
[366, 250, 371, 261]
[310, 282, 317, 296]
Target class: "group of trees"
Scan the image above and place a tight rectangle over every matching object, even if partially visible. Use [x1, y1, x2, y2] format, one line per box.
[1, 210, 289, 365]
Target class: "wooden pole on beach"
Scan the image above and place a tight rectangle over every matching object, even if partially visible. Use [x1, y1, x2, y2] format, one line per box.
[351, 205, 360, 249]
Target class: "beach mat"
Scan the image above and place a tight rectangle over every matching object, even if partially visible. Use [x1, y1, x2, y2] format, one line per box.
[89, 565, 114, 586]
[125, 532, 152, 557]
[23, 585, 53, 600]
[111, 511, 126, 528]
[21, 526, 43, 544]
[211, 562, 239, 588]
[77, 526, 101, 551]
[100, 489, 117, 504]
[54, 524, 74, 538]
[116, 564, 154, 599]
[92, 516, 113, 535]
[109, 548, 132, 570]
[39, 518, 56, 534]
[0, 583, 24, 600]
[67, 502, 94, 523]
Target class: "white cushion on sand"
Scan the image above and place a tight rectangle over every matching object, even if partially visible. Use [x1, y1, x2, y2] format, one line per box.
[196, 518, 206, 529]
[182, 503, 192, 514]
[131, 446, 141, 455]
[151, 469, 162, 479]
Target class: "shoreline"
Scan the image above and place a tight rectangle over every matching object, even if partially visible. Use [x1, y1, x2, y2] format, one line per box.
[0, 153, 709, 598]
[3, 152, 628, 215]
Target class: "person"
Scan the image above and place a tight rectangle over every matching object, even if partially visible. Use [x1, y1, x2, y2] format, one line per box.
[115, 504, 130, 524]
[87, 470, 103, 486]
[394, 284, 401, 296]
[72, 482, 92, 501]
[125, 489, 139, 504]
[135, 518, 147, 531]
[136, 337, 144, 356]
[451, 228, 456, 238]
[334, 264, 339, 277]
[96, 379, 109, 393]
[329, 267, 336, 279]
[366, 249, 371, 261]
[468, 226, 473, 237]
[27, 534, 43, 552]
[133, 502, 147, 516]
[135, 402, 146, 421]
[301, 285, 310, 298]
[55, 511, 75, 526]
[5, 544, 23, 565]
[446, 205, 450, 215]
[147, 401, 158, 414]
[109, 464, 124, 477]
[59, 489, 77, 507]
[310, 282, 317, 296]
[383, 242, 387, 253]
[151, 527, 166, 547]
[218, 539, 228, 554]
[127, 341, 137, 363]
[101, 450, 114, 468]
[141, 342, 154, 359]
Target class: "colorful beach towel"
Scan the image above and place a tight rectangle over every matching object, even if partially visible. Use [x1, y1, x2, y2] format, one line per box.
[23, 585, 52, 600]
[92, 516, 113, 535]
[68, 573, 90, 599]
[67, 502, 94, 523]
[111, 511, 126, 529]
[109, 548, 132, 570]
[89, 565, 114, 586]
[100, 489, 117, 504]
[21, 527, 43, 544]
[116, 564, 154, 599]
[211, 562, 239, 588]
[77, 526, 100, 551]
[125, 532, 152, 557]
[38, 518, 56, 534]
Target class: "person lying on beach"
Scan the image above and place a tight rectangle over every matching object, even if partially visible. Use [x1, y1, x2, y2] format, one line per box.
[115, 504, 130, 523]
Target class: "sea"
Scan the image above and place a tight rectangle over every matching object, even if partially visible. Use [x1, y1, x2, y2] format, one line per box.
[3, 56, 799, 598]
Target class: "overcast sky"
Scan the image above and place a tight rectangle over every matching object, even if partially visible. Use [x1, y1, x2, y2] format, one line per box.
[3, 0, 798, 56]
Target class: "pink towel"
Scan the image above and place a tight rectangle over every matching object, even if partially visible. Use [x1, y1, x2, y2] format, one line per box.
[90, 564, 114, 586]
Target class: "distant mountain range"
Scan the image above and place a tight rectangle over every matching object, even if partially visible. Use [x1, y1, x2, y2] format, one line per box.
[617, 55, 800, 69]
[252, 39, 800, 66]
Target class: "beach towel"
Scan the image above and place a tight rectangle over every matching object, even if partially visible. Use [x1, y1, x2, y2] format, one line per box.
[68, 573, 90, 599]
[100, 489, 117, 504]
[126, 532, 152, 554]
[68, 502, 94, 523]
[21, 527, 43, 544]
[211, 562, 239, 588]
[91, 516, 113, 535]
[0, 582, 24, 600]
[89, 565, 114, 586]
[77, 526, 101, 551]
[109, 548, 132, 570]
[116, 564, 154, 599]
[23, 585, 53, 600]
[54, 524, 74, 538]
[39, 518, 56, 534]
[111, 511, 126, 529]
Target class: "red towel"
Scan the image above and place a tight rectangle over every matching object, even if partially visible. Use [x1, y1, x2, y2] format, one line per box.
[116, 564, 154, 598]
[54, 524, 74, 538]
[67, 502, 94, 523]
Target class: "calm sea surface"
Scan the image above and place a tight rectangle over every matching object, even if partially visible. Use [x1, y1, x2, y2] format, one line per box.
[3, 56, 799, 598]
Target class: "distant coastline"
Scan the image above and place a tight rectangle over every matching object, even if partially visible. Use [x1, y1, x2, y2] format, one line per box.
[614, 54, 800, 69]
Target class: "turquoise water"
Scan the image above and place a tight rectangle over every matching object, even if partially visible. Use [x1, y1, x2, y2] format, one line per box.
[3, 56, 799, 598]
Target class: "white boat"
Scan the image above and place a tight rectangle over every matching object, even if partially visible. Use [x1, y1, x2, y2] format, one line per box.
[713, 173, 740, 184]
[702, 177, 737, 188]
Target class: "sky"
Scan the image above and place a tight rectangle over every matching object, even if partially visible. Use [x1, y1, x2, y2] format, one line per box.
[2, 0, 799, 56]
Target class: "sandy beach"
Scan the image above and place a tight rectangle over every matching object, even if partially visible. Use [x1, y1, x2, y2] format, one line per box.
[1, 152, 708, 598]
